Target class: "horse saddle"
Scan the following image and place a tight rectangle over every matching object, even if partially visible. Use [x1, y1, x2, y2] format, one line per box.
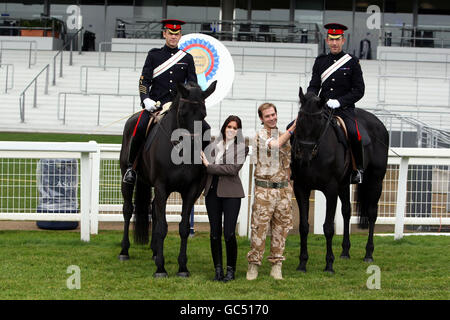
[143, 102, 175, 153]
[333, 116, 371, 147]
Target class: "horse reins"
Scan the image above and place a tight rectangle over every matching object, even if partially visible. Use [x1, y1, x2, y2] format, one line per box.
[176, 97, 205, 138]
[155, 97, 205, 151]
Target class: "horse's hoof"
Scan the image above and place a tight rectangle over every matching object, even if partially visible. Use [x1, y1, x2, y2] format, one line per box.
[364, 257, 374, 263]
[324, 268, 335, 274]
[118, 255, 130, 261]
[152, 255, 156, 261]
[153, 272, 169, 278]
[177, 271, 190, 278]
[296, 266, 307, 273]
[340, 254, 350, 259]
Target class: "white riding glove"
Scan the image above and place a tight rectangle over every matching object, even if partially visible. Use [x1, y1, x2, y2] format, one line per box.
[327, 99, 341, 109]
[143, 98, 157, 112]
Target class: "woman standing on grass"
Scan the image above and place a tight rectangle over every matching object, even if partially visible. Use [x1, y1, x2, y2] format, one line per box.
[201, 115, 249, 282]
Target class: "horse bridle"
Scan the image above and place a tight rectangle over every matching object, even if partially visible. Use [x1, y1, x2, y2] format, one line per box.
[155, 97, 205, 151]
[296, 107, 334, 158]
[176, 97, 205, 137]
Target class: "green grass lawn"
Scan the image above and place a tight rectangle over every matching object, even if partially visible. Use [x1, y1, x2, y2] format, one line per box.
[0, 230, 448, 300]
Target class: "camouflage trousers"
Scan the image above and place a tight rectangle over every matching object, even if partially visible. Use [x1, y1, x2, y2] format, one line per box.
[247, 184, 293, 265]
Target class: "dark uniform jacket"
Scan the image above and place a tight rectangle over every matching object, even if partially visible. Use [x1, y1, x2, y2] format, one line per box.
[307, 51, 365, 108]
[139, 44, 197, 106]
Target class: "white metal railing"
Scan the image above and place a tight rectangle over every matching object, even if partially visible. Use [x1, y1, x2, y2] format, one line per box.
[52, 27, 83, 86]
[98, 41, 315, 72]
[318, 148, 450, 240]
[0, 39, 37, 69]
[19, 64, 50, 123]
[1, 143, 449, 242]
[381, 23, 450, 48]
[0, 141, 99, 242]
[78, 64, 310, 101]
[0, 63, 14, 93]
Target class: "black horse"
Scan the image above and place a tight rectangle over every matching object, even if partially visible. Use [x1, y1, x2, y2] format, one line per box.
[119, 81, 217, 278]
[291, 88, 389, 273]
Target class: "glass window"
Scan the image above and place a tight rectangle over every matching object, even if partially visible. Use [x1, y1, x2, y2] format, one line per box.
[295, 0, 323, 10]
[166, 0, 220, 34]
[134, 0, 161, 6]
[235, 0, 249, 20]
[355, 0, 383, 12]
[418, 0, 450, 26]
[419, 0, 450, 14]
[325, 0, 352, 11]
[108, 0, 134, 5]
[1, 2, 44, 19]
[80, 0, 106, 4]
[251, 0, 290, 21]
[384, 0, 413, 13]
[417, 0, 450, 48]
[295, 0, 323, 24]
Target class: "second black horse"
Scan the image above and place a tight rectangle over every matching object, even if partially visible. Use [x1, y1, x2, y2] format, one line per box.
[291, 88, 389, 273]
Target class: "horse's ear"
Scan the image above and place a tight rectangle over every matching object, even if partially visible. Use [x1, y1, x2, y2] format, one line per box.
[299, 87, 306, 105]
[202, 80, 217, 100]
[177, 82, 189, 98]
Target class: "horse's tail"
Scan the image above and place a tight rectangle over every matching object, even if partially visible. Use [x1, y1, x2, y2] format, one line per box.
[354, 180, 370, 229]
[133, 180, 151, 245]
[355, 167, 385, 229]
[134, 208, 150, 245]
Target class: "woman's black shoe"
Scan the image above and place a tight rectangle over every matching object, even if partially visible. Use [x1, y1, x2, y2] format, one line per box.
[213, 265, 224, 281]
[222, 266, 235, 282]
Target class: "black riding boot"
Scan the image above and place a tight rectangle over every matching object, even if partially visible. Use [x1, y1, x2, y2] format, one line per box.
[210, 236, 223, 281]
[123, 136, 141, 185]
[223, 236, 237, 282]
[351, 140, 364, 184]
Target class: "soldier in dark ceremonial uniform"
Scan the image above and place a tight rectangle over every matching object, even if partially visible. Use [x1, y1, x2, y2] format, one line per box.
[123, 19, 198, 185]
[307, 23, 366, 184]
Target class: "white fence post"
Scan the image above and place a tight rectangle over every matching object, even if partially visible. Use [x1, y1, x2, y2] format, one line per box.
[394, 156, 409, 240]
[80, 151, 91, 242]
[238, 154, 251, 237]
[79, 141, 98, 242]
[314, 190, 326, 234]
[314, 192, 344, 235]
[335, 197, 344, 235]
[90, 143, 100, 235]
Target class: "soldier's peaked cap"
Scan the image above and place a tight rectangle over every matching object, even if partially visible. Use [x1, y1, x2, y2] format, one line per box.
[161, 19, 185, 34]
[324, 23, 347, 39]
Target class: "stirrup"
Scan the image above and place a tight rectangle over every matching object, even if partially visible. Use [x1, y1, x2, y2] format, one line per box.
[123, 167, 136, 185]
[351, 169, 363, 184]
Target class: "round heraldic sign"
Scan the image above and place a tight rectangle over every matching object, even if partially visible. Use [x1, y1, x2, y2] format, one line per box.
[179, 33, 234, 108]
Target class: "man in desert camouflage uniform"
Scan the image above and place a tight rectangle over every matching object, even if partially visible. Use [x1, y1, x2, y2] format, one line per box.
[246, 103, 296, 280]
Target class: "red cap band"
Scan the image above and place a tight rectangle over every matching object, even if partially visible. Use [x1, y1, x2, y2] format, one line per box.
[328, 29, 344, 35]
[164, 23, 181, 30]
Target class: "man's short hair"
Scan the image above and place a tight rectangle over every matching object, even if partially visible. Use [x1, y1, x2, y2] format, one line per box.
[258, 103, 277, 123]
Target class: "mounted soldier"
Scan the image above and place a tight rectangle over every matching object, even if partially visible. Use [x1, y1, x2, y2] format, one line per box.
[307, 23, 366, 184]
[123, 19, 200, 185]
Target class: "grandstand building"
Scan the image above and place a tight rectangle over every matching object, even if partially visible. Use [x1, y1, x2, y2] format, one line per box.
[1, 1, 449, 236]
[0, 0, 449, 147]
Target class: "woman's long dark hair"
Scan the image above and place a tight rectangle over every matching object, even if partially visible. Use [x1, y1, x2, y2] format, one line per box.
[220, 115, 244, 144]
